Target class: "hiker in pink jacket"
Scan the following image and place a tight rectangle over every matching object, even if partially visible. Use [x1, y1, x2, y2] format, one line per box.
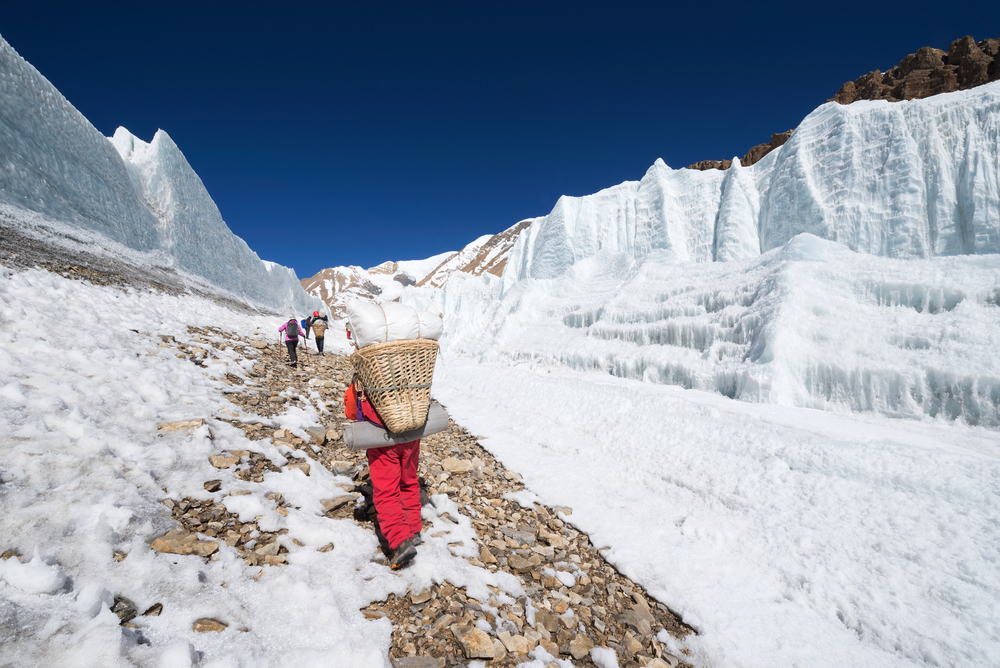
[278, 318, 301, 368]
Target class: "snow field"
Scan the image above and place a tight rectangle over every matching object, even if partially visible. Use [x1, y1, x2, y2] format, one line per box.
[0, 266, 519, 667]
[433, 358, 1000, 668]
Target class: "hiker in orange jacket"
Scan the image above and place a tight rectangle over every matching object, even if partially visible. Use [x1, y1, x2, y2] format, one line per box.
[345, 377, 422, 569]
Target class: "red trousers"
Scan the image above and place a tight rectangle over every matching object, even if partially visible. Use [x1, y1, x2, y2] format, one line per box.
[367, 439, 422, 550]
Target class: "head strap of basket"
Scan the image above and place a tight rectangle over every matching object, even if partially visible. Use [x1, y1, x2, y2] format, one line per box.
[350, 338, 439, 433]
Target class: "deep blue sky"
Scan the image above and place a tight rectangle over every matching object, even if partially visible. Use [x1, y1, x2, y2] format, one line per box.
[1, 2, 995, 277]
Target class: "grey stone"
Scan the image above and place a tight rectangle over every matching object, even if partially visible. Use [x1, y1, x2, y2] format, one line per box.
[501, 527, 536, 546]
[390, 659, 440, 668]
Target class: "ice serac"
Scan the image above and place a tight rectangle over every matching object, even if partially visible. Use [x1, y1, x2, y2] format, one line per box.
[759, 91, 1000, 257]
[713, 158, 761, 261]
[506, 82, 1000, 288]
[503, 161, 728, 291]
[0, 37, 159, 250]
[428, 83, 1000, 427]
[0, 34, 318, 314]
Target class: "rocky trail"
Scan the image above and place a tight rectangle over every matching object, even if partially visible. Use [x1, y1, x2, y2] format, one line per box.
[133, 325, 696, 668]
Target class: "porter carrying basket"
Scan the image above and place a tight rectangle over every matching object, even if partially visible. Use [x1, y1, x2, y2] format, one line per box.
[349, 338, 440, 433]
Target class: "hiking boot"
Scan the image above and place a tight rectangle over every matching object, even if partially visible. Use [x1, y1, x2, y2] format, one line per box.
[411, 532, 423, 546]
[389, 536, 418, 570]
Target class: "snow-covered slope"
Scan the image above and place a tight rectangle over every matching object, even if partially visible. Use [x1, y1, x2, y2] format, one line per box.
[0, 35, 319, 314]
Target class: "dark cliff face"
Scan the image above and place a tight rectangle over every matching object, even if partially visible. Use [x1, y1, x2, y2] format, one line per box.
[833, 36, 999, 104]
[688, 36, 999, 172]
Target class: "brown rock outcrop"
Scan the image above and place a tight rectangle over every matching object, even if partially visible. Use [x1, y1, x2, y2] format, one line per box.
[690, 36, 998, 172]
[687, 130, 793, 172]
[832, 36, 1000, 104]
[739, 130, 795, 168]
[687, 159, 732, 171]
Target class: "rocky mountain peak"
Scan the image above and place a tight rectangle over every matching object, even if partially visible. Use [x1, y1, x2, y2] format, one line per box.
[301, 218, 534, 315]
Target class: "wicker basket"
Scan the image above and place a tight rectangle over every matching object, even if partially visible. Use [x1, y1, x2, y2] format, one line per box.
[349, 338, 440, 433]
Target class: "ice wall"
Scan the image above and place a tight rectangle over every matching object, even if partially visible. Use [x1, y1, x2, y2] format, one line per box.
[404, 84, 1000, 426]
[426, 235, 1000, 426]
[0, 35, 319, 314]
[505, 83, 1000, 289]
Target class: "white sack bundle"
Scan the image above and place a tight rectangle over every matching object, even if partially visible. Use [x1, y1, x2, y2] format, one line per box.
[347, 300, 444, 348]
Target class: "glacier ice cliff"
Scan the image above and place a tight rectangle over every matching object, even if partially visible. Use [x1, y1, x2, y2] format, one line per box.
[0, 35, 319, 314]
[404, 84, 1000, 427]
[505, 83, 1000, 289]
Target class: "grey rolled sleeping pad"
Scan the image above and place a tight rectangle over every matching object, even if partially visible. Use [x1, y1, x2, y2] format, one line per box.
[344, 402, 450, 451]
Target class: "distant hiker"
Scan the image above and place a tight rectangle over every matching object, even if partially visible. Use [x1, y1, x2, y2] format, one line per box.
[345, 375, 421, 570]
[279, 317, 300, 368]
[346, 322, 353, 341]
[306, 310, 329, 354]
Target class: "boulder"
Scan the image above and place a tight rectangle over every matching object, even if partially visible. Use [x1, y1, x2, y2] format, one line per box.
[508, 554, 533, 573]
[409, 589, 433, 604]
[539, 639, 559, 656]
[321, 496, 352, 512]
[158, 419, 205, 433]
[497, 631, 532, 655]
[193, 618, 228, 632]
[209, 454, 239, 469]
[569, 633, 594, 660]
[441, 457, 474, 474]
[451, 624, 495, 659]
[142, 603, 162, 617]
[151, 529, 219, 557]
[533, 609, 560, 633]
[255, 542, 280, 557]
